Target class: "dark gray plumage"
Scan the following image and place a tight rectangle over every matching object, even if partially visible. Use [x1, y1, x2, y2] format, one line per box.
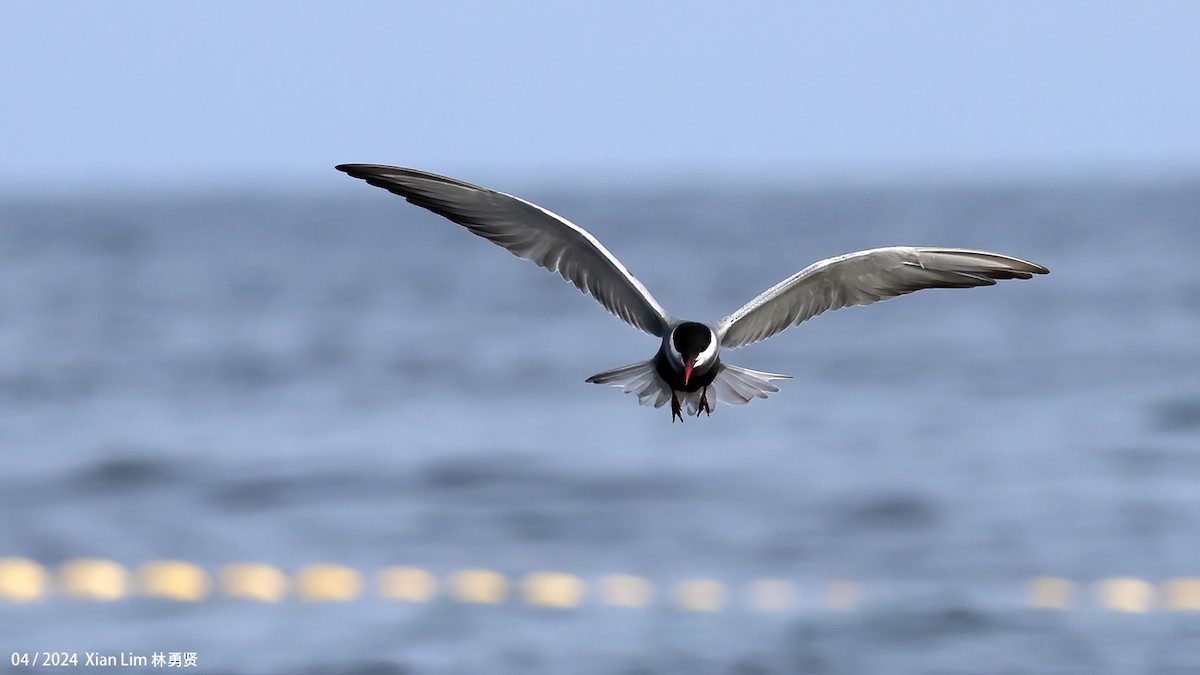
[337, 164, 1049, 418]
[336, 164, 671, 337]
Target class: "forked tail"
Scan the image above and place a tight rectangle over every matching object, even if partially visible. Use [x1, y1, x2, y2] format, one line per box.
[709, 363, 791, 405]
[585, 360, 672, 408]
[586, 360, 790, 414]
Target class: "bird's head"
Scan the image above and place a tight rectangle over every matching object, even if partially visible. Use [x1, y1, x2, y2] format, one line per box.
[670, 322, 719, 385]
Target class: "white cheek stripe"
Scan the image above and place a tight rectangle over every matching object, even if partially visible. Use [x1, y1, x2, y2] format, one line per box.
[695, 328, 719, 367]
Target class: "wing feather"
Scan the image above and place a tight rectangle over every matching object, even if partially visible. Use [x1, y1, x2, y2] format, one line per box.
[337, 164, 672, 336]
[717, 247, 1048, 348]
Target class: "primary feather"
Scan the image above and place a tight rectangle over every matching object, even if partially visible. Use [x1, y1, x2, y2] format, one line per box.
[717, 247, 1049, 349]
[337, 164, 672, 337]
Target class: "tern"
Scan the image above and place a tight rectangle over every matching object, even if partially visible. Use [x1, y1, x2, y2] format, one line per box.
[337, 165, 1048, 422]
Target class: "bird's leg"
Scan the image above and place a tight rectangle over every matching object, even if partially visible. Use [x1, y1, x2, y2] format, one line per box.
[671, 391, 683, 423]
[698, 386, 711, 416]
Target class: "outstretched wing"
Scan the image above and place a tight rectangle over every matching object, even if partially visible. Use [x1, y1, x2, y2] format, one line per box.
[337, 164, 672, 337]
[717, 247, 1048, 349]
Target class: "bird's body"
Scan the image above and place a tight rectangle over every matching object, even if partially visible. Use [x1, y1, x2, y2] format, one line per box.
[654, 322, 721, 420]
[337, 164, 1049, 421]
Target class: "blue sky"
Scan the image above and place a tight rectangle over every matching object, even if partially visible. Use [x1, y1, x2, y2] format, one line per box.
[3, 1, 1199, 192]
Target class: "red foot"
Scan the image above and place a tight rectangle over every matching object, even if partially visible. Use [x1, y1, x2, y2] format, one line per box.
[671, 391, 683, 423]
[697, 387, 711, 416]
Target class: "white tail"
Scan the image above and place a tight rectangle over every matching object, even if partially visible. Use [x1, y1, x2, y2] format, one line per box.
[710, 363, 791, 405]
[586, 361, 791, 413]
[585, 360, 672, 408]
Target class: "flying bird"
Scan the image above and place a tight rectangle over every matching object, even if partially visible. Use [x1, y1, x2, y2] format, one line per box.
[337, 165, 1048, 422]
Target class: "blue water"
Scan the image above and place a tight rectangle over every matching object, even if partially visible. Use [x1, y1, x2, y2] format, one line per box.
[1, 180, 1199, 673]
